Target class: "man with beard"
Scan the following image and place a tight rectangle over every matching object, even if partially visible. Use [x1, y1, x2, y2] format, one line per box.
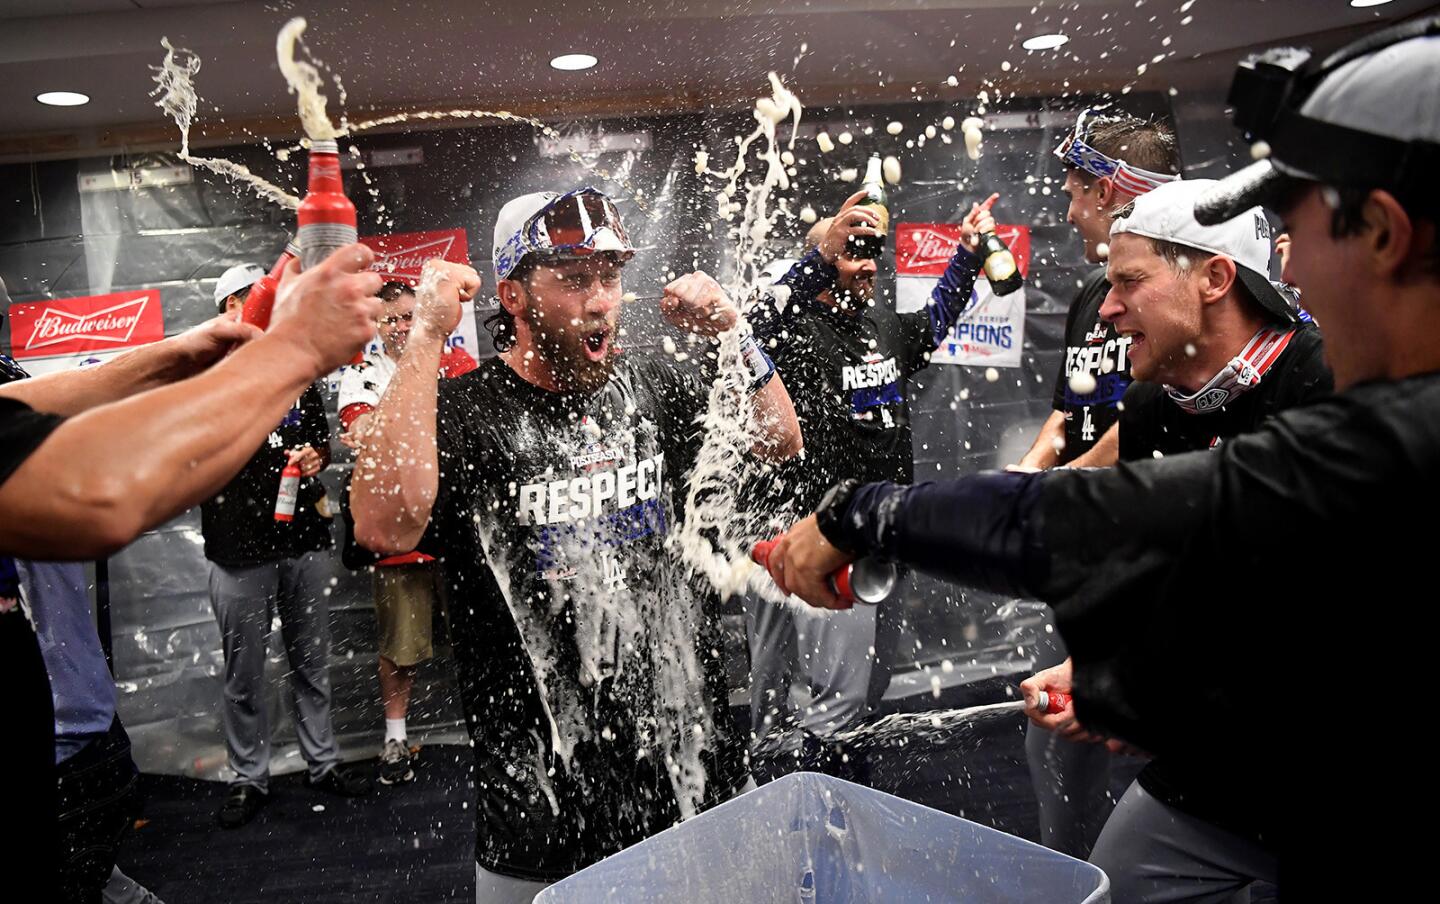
[338, 281, 475, 786]
[351, 188, 802, 902]
[738, 191, 995, 777]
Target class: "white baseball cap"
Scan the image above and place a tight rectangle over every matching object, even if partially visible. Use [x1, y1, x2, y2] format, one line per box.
[213, 262, 265, 305]
[491, 188, 635, 281]
[1112, 179, 1298, 324]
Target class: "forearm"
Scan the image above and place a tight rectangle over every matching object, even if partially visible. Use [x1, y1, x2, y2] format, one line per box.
[822, 472, 1050, 598]
[1018, 410, 1067, 470]
[922, 248, 984, 348]
[351, 326, 444, 553]
[748, 372, 803, 461]
[0, 335, 318, 558]
[0, 334, 198, 416]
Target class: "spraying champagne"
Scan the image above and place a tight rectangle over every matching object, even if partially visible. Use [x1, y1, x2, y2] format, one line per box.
[751, 536, 898, 607]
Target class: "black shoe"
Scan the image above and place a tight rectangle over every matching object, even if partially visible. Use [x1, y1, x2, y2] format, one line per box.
[218, 785, 268, 828]
[378, 738, 416, 786]
[307, 764, 371, 797]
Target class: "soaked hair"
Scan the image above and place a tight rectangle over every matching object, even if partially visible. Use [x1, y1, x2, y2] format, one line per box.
[377, 280, 414, 302]
[484, 258, 539, 353]
[1072, 114, 1182, 182]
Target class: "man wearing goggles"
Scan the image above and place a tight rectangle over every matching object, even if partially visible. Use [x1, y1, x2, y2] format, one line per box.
[351, 188, 801, 901]
[761, 16, 1440, 894]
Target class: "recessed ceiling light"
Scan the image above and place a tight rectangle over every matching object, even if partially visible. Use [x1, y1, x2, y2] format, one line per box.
[1350, 0, 1394, 7]
[1022, 34, 1070, 51]
[550, 53, 598, 72]
[36, 91, 90, 107]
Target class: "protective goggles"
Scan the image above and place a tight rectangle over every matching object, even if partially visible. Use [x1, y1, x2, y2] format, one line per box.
[1054, 108, 1179, 196]
[1224, 17, 1440, 199]
[495, 188, 635, 280]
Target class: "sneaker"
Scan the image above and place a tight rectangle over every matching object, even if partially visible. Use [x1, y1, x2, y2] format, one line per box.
[307, 764, 372, 797]
[378, 738, 416, 786]
[217, 785, 268, 828]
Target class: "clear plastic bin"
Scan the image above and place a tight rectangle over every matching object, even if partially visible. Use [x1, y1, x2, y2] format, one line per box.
[536, 771, 1110, 903]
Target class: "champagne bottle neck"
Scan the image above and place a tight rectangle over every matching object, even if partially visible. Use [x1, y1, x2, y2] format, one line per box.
[863, 156, 883, 186]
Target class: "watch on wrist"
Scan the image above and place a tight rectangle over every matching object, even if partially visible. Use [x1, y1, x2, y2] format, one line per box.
[814, 478, 863, 555]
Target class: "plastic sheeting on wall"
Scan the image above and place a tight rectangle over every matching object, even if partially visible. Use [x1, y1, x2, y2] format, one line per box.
[1, 93, 1188, 778]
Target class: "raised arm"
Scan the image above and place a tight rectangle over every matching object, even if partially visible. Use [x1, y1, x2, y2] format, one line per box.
[0, 245, 382, 559]
[661, 270, 802, 461]
[351, 260, 480, 555]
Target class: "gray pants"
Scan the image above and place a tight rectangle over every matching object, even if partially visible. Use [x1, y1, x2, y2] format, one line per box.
[1025, 721, 1113, 858]
[742, 593, 878, 740]
[1090, 782, 1277, 904]
[1025, 639, 1113, 859]
[208, 552, 340, 790]
[475, 863, 550, 904]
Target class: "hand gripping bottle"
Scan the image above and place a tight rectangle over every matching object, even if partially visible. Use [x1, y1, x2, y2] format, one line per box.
[751, 536, 898, 607]
[297, 139, 363, 363]
[240, 240, 300, 331]
[297, 140, 357, 270]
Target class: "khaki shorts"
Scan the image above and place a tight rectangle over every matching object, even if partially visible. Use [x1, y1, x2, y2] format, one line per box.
[374, 560, 446, 668]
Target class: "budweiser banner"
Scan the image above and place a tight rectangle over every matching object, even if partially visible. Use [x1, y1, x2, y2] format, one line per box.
[357, 228, 480, 363]
[894, 222, 1031, 369]
[6, 289, 166, 377]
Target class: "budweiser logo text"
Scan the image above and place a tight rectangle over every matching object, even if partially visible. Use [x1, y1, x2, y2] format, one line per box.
[25, 297, 148, 350]
[902, 229, 957, 269]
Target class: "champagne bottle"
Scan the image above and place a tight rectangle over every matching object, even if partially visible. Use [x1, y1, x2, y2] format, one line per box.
[845, 154, 890, 260]
[978, 230, 1024, 296]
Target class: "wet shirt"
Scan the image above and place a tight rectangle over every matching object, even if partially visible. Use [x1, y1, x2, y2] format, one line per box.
[431, 355, 748, 881]
[1112, 322, 1331, 840]
[751, 248, 982, 510]
[1119, 324, 1331, 461]
[200, 385, 332, 566]
[1051, 268, 1131, 461]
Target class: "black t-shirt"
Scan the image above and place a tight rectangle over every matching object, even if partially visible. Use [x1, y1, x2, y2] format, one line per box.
[431, 355, 748, 881]
[1052, 268, 1131, 462]
[1119, 324, 1332, 462]
[1107, 323, 1331, 840]
[200, 385, 332, 566]
[0, 397, 64, 488]
[751, 293, 938, 512]
[1034, 370, 1439, 873]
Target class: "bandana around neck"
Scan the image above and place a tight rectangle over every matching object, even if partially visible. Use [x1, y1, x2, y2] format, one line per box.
[1165, 326, 1296, 415]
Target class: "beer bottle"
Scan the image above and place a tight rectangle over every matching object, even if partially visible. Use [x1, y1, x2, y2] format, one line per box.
[297, 139, 357, 271]
[846, 154, 889, 259]
[978, 230, 1024, 296]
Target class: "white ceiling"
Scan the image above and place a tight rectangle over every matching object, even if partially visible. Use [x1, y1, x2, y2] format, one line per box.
[0, 0, 1432, 160]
